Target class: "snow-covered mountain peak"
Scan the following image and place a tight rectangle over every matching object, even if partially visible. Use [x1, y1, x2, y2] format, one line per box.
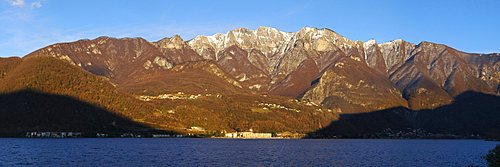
[188, 27, 295, 57]
[380, 39, 407, 46]
[364, 39, 377, 46]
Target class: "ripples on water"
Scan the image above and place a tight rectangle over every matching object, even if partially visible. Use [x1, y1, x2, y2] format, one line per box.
[0, 138, 498, 166]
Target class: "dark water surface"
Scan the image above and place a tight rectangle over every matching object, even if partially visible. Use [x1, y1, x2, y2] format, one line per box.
[0, 138, 498, 166]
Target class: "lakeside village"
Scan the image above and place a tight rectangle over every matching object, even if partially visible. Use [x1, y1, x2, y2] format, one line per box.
[136, 92, 221, 101]
[308, 128, 488, 139]
[25, 127, 304, 139]
[25, 127, 489, 139]
[24, 92, 321, 138]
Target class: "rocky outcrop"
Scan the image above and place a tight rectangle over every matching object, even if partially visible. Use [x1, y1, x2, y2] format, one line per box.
[25, 37, 173, 85]
[301, 57, 408, 113]
[154, 35, 204, 64]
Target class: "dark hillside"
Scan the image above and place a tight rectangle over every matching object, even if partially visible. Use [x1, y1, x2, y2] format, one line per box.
[0, 90, 169, 137]
[417, 91, 500, 136]
[0, 56, 181, 136]
[309, 107, 414, 138]
[311, 91, 500, 138]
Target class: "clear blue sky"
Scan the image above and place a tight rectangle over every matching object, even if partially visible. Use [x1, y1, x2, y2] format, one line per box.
[1, 0, 499, 57]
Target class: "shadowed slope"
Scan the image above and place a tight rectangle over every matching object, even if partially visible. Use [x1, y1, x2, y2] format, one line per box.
[0, 90, 170, 137]
[310, 91, 500, 138]
[0, 56, 180, 136]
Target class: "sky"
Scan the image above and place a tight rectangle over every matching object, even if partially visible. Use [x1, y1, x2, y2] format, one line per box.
[0, 0, 499, 57]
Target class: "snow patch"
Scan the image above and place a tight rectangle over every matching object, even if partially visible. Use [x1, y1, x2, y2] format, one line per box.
[236, 38, 244, 44]
[364, 39, 377, 47]
[363, 39, 377, 61]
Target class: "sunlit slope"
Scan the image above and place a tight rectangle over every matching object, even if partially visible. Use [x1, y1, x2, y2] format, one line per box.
[0, 56, 340, 135]
[119, 60, 252, 95]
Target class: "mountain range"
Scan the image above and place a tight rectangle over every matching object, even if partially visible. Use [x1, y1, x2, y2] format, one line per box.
[26, 27, 499, 112]
[1, 27, 498, 137]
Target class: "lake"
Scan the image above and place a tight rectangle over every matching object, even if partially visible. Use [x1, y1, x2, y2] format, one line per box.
[0, 138, 498, 166]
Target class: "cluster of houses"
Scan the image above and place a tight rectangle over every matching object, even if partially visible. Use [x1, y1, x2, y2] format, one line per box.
[378, 128, 483, 139]
[258, 101, 337, 113]
[26, 132, 82, 138]
[25, 132, 186, 138]
[224, 129, 273, 139]
[152, 134, 184, 138]
[289, 99, 341, 113]
[94, 132, 184, 138]
[23, 130, 299, 139]
[258, 103, 301, 113]
[137, 92, 222, 101]
[291, 99, 319, 107]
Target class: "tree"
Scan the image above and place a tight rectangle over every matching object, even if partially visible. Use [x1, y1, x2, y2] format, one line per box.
[483, 144, 500, 167]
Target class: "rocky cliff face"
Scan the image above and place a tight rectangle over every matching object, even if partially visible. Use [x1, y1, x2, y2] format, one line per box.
[154, 35, 204, 64]
[26, 27, 500, 113]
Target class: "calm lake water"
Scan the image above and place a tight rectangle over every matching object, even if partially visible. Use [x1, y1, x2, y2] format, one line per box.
[0, 138, 498, 166]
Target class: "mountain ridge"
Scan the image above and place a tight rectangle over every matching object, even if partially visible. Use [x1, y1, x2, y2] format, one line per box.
[25, 26, 499, 113]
